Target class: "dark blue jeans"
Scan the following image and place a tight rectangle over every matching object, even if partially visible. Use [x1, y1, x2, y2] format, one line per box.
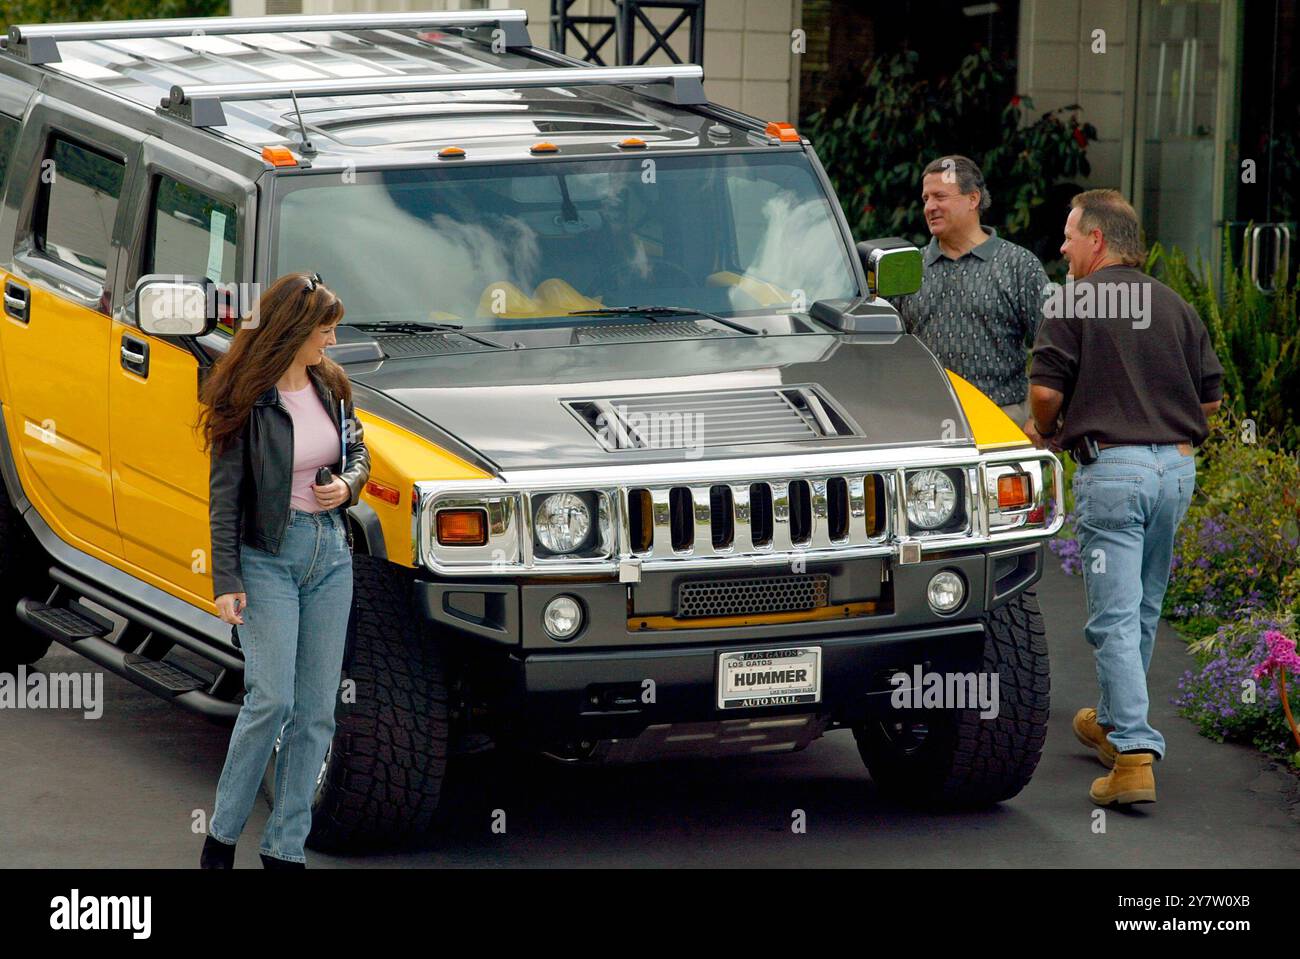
[209, 506, 352, 863]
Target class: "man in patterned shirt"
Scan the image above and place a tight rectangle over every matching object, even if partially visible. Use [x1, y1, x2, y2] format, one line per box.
[894, 155, 1050, 429]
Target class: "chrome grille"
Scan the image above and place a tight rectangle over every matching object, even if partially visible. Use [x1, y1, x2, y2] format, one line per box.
[677, 574, 830, 618]
[627, 473, 888, 558]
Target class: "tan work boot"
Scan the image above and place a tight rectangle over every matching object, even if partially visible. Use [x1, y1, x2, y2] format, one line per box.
[1089, 752, 1156, 806]
[1073, 707, 1118, 767]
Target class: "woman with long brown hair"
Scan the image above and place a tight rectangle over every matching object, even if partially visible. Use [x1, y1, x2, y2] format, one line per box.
[196, 272, 370, 869]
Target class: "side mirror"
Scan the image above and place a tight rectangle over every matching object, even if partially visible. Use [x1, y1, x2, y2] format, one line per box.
[856, 238, 923, 298]
[134, 274, 218, 337]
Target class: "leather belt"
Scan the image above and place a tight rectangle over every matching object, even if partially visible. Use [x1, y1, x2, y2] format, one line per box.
[1096, 440, 1193, 455]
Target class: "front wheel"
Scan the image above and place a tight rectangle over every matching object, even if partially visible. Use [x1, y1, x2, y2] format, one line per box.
[307, 555, 449, 851]
[853, 589, 1050, 806]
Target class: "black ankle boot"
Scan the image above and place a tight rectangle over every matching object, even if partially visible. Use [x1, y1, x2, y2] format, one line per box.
[200, 834, 236, 869]
[260, 852, 306, 869]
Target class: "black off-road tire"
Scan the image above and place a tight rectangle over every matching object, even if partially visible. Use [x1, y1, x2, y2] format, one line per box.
[853, 589, 1050, 806]
[307, 554, 449, 851]
[0, 480, 53, 673]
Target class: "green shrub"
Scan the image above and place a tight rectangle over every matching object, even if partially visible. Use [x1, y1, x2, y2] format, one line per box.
[1149, 228, 1300, 450]
[804, 48, 1095, 276]
[1, 0, 226, 27]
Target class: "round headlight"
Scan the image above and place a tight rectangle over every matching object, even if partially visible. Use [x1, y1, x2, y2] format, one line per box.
[543, 595, 584, 640]
[533, 492, 592, 554]
[927, 570, 966, 613]
[907, 469, 958, 530]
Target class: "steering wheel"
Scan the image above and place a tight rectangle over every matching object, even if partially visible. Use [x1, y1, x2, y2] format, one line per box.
[644, 257, 695, 287]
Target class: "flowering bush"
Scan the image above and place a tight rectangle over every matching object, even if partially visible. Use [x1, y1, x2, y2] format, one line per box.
[1173, 609, 1300, 762]
[1163, 414, 1300, 631]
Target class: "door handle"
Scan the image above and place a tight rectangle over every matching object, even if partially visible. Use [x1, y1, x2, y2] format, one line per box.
[120, 334, 149, 376]
[4, 280, 29, 323]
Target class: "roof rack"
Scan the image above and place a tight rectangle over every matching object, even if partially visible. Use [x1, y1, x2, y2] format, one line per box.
[4, 10, 532, 65]
[162, 64, 707, 127]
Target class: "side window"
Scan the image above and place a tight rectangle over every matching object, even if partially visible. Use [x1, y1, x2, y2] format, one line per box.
[0, 114, 20, 199]
[146, 173, 239, 334]
[39, 136, 126, 282]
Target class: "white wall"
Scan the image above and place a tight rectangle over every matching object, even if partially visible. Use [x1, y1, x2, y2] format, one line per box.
[1018, 0, 1131, 190]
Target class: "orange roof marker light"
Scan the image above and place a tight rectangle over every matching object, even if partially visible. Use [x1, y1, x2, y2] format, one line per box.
[438, 146, 466, 159]
[529, 141, 559, 154]
[261, 146, 298, 167]
[765, 121, 801, 143]
[617, 137, 647, 149]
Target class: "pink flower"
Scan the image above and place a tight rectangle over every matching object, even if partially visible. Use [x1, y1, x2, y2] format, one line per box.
[1253, 630, 1300, 679]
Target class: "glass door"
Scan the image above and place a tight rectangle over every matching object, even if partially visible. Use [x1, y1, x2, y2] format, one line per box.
[1226, 0, 1296, 291]
[1131, 0, 1233, 267]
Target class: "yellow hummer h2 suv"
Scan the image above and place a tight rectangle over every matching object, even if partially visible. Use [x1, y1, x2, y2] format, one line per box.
[0, 10, 1062, 851]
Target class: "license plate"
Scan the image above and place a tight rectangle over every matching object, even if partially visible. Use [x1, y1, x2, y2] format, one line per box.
[717, 647, 821, 710]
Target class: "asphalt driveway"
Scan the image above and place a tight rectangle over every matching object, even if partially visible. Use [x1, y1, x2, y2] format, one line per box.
[2, 560, 1297, 868]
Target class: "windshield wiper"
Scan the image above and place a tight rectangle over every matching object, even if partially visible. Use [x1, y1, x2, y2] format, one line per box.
[342, 320, 502, 350]
[345, 320, 464, 334]
[567, 305, 759, 335]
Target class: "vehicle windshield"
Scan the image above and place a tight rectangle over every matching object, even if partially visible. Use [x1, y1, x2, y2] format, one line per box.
[270, 151, 859, 330]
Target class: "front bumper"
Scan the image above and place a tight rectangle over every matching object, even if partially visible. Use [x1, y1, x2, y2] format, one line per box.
[415, 541, 1044, 745]
[504, 619, 988, 746]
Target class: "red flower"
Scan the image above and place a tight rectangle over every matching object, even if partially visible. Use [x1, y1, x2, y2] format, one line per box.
[1073, 127, 1088, 148]
[863, 203, 876, 213]
[1010, 95, 1022, 106]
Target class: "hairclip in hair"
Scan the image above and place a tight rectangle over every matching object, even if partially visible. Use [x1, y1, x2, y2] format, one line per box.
[305, 271, 323, 292]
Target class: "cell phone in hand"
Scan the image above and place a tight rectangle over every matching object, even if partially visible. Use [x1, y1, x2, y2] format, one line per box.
[315, 466, 332, 487]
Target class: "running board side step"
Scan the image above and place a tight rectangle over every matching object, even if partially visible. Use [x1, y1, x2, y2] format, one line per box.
[16, 592, 241, 723]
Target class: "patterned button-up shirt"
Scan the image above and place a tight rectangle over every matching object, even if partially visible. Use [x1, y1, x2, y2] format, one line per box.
[894, 226, 1049, 407]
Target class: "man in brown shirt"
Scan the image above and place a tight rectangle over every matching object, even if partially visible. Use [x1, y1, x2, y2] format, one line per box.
[1027, 189, 1224, 807]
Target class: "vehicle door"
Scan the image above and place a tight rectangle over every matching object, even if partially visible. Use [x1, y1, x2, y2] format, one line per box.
[0, 97, 142, 558]
[108, 136, 254, 606]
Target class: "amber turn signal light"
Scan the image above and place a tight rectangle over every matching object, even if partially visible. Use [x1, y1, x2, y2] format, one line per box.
[529, 141, 559, 154]
[997, 474, 1032, 510]
[438, 146, 466, 159]
[436, 508, 488, 546]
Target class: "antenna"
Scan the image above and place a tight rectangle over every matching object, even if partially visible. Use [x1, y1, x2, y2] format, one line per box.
[289, 90, 316, 156]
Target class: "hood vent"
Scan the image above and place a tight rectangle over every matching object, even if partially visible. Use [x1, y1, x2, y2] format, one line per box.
[564, 385, 861, 452]
[571, 321, 732, 344]
[378, 333, 496, 357]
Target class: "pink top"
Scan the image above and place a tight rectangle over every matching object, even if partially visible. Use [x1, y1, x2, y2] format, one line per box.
[279, 382, 339, 513]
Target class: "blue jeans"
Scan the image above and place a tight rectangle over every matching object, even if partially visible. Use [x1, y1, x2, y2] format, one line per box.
[209, 506, 353, 863]
[1074, 444, 1195, 760]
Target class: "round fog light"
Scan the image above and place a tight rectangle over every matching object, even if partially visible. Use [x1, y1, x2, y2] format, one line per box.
[542, 595, 584, 641]
[927, 570, 966, 614]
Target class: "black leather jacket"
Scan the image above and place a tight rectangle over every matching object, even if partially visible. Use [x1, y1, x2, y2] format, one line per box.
[209, 363, 370, 599]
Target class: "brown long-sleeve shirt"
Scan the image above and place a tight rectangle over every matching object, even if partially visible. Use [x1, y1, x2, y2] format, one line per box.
[1029, 264, 1224, 450]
